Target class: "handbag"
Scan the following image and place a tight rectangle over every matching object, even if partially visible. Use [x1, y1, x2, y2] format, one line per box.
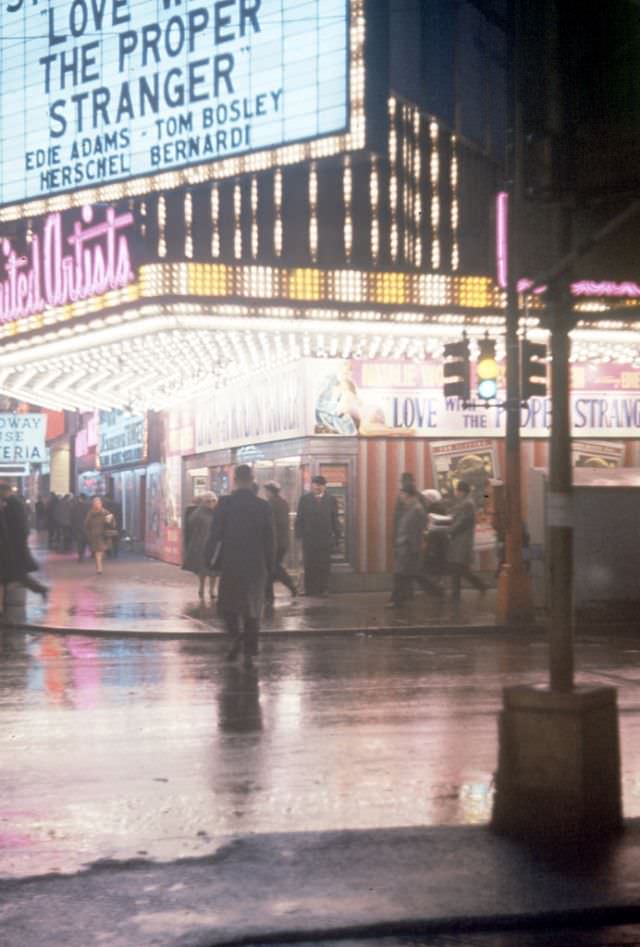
[103, 514, 119, 539]
[209, 540, 223, 573]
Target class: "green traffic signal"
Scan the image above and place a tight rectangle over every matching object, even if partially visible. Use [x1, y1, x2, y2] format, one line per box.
[476, 338, 498, 401]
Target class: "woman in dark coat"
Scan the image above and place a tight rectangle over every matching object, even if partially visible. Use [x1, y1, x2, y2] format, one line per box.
[84, 496, 114, 575]
[182, 492, 218, 603]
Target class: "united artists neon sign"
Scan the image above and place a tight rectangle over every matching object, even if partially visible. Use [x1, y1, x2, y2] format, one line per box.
[0, 204, 134, 325]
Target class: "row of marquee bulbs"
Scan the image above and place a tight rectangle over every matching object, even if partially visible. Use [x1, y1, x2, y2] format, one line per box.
[0, 314, 639, 414]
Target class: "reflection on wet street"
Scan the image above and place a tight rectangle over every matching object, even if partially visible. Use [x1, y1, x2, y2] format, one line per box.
[2, 629, 640, 879]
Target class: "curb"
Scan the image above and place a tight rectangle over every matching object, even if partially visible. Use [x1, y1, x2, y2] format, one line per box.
[205, 904, 640, 946]
[1, 619, 540, 641]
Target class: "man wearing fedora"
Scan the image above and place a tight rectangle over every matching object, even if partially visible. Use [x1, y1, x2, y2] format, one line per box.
[264, 480, 297, 605]
[295, 475, 340, 596]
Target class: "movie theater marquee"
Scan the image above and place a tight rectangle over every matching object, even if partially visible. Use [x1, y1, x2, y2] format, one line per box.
[0, 0, 358, 219]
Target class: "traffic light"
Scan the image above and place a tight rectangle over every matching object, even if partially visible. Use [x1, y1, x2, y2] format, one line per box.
[443, 337, 470, 400]
[476, 338, 498, 401]
[521, 339, 547, 399]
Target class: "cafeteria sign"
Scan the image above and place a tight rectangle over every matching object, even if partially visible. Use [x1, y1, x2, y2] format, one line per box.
[0, 414, 46, 463]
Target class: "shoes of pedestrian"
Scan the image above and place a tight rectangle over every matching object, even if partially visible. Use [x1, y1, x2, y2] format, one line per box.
[225, 643, 241, 662]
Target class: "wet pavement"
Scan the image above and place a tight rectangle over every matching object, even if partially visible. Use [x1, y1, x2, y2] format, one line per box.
[3, 627, 640, 882]
[3, 546, 503, 636]
[4, 628, 640, 944]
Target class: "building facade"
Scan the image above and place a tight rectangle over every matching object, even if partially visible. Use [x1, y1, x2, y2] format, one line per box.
[1, 0, 639, 586]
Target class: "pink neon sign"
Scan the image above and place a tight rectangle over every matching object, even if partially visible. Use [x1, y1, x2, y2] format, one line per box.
[0, 205, 134, 325]
[496, 191, 508, 289]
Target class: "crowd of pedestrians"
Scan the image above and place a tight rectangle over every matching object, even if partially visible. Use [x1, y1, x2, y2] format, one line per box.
[387, 472, 486, 613]
[42, 492, 122, 563]
[180, 466, 486, 666]
[1, 467, 488, 665]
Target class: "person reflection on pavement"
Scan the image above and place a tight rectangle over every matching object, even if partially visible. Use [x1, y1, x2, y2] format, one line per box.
[217, 664, 263, 734]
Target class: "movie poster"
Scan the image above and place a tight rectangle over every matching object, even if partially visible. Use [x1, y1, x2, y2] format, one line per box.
[430, 440, 498, 550]
[572, 440, 625, 468]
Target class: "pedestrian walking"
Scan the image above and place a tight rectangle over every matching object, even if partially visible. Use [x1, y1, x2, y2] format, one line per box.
[46, 493, 59, 549]
[205, 465, 274, 667]
[448, 479, 486, 606]
[70, 494, 90, 561]
[264, 481, 297, 605]
[35, 496, 45, 531]
[295, 475, 340, 596]
[0, 483, 48, 604]
[182, 492, 218, 604]
[386, 484, 443, 609]
[421, 488, 451, 583]
[84, 497, 116, 575]
[103, 493, 122, 558]
[55, 494, 73, 552]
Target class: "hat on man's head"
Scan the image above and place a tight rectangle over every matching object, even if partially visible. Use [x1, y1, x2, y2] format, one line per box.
[264, 480, 281, 493]
[312, 475, 327, 486]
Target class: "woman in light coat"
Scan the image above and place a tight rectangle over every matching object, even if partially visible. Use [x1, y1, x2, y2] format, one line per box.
[84, 496, 114, 575]
[182, 492, 218, 603]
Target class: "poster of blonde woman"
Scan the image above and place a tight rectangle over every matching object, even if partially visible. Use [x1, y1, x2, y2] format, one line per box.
[313, 361, 408, 436]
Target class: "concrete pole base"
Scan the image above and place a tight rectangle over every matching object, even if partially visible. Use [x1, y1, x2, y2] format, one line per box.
[491, 684, 622, 843]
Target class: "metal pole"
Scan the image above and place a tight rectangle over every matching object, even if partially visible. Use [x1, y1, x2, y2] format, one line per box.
[496, 0, 533, 623]
[547, 280, 574, 692]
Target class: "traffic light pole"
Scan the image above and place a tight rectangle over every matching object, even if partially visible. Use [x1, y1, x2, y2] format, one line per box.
[496, 250, 533, 624]
[547, 280, 574, 691]
[495, 0, 533, 624]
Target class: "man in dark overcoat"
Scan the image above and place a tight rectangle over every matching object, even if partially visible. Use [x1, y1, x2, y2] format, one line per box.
[264, 481, 297, 605]
[295, 475, 340, 596]
[0, 483, 47, 601]
[448, 479, 486, 606]
[205, 465, 274, 666]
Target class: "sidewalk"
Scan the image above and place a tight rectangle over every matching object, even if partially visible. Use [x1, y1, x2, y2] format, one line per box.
[2, 821, 640, 946]
[1, 548, 507, 637]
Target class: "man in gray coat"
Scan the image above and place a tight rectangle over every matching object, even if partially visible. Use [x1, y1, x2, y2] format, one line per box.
[448, 480, 486, 605]
[205, 465, 274, 667]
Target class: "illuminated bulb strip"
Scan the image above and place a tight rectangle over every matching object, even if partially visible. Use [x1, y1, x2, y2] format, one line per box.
[343, 156, 353, 261]
[140, 200, 147, 238]
[413, 108, 422, 269]
[389, 97, 399, 262]
[430, 119, 440, 270]
[274, 169, 283, 258]
[210, 184, 221, 259]
[184, 192, 193, 259]
[370, 157, 380, 263]
[234, 184, 242, 260]
[309, 162, 318, 262]
[251, 177, 259, 259]
[158, 196, 167, 258]
[450, 134, 460, 271]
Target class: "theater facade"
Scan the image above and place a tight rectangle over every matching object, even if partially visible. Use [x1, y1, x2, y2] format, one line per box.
[1, 0, 640, 583]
